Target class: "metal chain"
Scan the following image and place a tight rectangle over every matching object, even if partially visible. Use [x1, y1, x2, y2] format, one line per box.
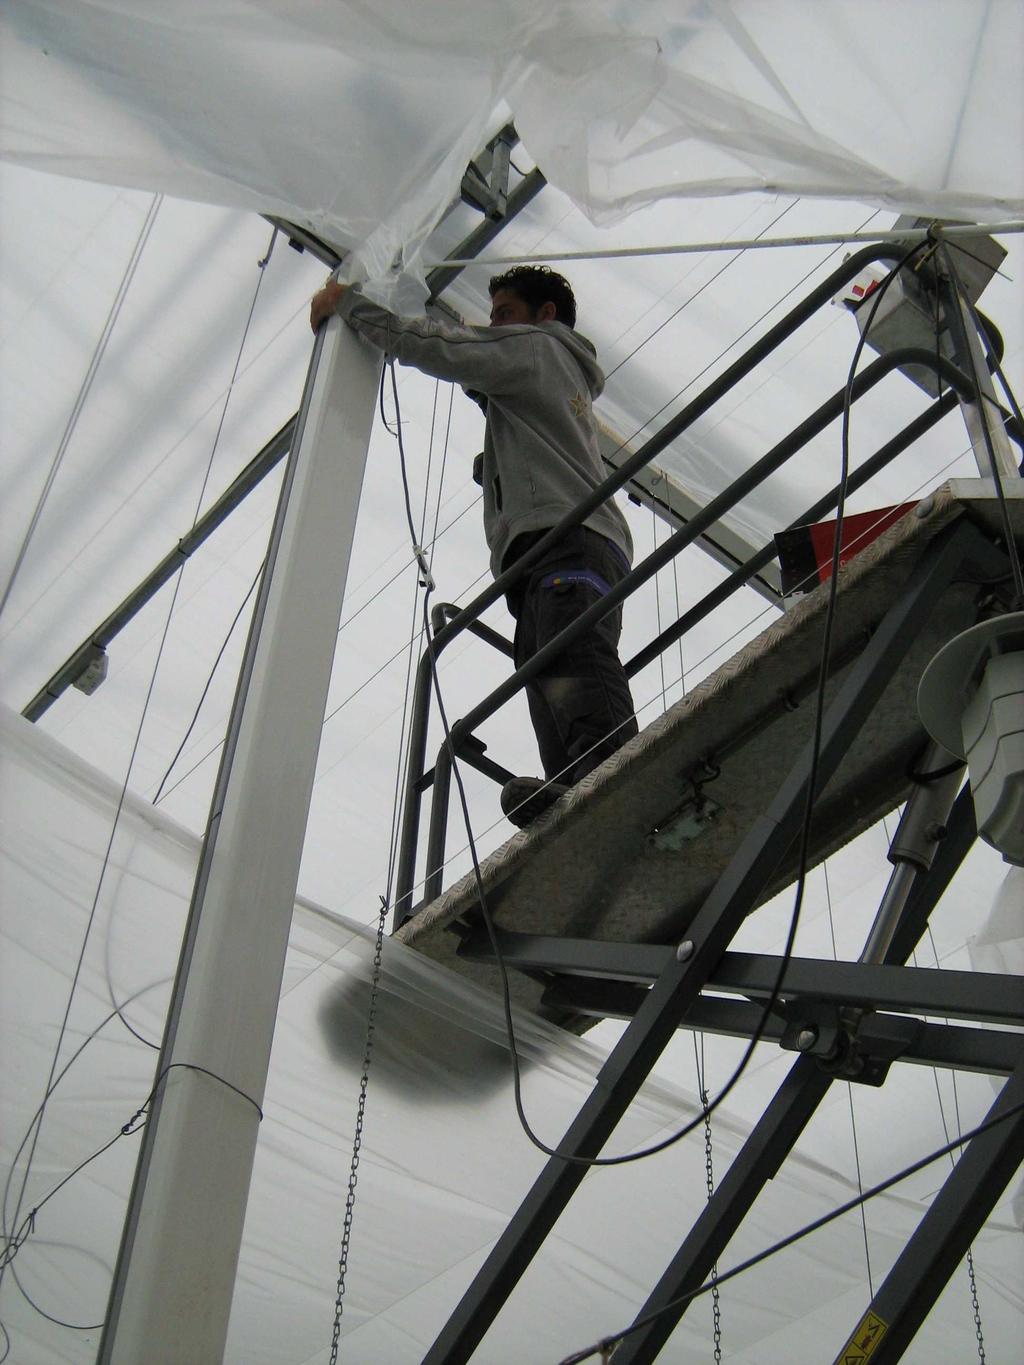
[329, 893, 390, 1363]
[966, 1248, 986, 1362]
[700, 1086, 722, 1364]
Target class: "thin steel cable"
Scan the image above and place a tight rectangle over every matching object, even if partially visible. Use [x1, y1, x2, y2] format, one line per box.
[924, 924, 988, 1363]
[606, 199, 800, 379]
[558, 1102, 1024, 1365]
[823, 858, 874, 1297]
[651, 503, 668, 708]
[153, 560, 490, 808]
[600, 209, 884, 466]
[0, 194, 164, 622]
[2, 981, 170, 1263]
[151, 556, 266, 804]
[335, 486, 480, 636]
[0, 226, 278, 1300]
[3, 1060, 262, 1338]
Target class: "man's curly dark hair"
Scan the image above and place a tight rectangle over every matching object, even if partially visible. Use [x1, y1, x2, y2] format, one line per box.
[489, 264, 577, 329]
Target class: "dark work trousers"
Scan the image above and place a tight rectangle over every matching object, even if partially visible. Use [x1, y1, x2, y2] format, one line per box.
[504, 526, 639, 785]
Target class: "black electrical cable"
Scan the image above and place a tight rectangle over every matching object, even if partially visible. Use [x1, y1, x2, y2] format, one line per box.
[391, 244, 932, 1165]
[2, 1061, 261, 1289]
[1, 982, 170, 1264]
[556, 1098, 1024, 1365]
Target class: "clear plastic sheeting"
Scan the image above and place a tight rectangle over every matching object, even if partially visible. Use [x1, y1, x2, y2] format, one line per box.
[3, 1, 1022, 288]
[2, 708, 1023, 1363]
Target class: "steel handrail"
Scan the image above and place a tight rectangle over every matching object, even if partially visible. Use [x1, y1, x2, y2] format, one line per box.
[392, 251, 1016, 924]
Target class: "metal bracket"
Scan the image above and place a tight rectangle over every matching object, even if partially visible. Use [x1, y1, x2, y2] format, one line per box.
[648, 760, 722, 850]
[460, 124, 517, 221]
[72, 641, 108, 696]
[780, 999, 921, 1086]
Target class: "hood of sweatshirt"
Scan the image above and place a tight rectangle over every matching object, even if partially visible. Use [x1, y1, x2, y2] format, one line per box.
[546, 321, 605, 400]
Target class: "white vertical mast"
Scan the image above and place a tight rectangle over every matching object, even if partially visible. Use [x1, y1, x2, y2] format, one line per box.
[98, 311, 381, 1364]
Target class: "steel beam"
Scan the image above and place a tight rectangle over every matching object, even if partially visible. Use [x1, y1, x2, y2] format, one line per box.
[22, 418, 294, 721]
[613, 1058, 831, 1364]
[541, 982, 1021, 1077]
[421, 516, 993, 1365]
[458, 931, 1024, 1026]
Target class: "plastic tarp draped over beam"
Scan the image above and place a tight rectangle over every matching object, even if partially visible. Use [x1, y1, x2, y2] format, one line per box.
[2, 0, 1022, 286]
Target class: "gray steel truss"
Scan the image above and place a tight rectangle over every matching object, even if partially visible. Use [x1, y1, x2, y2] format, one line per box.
[421, 516, 1023, 1364]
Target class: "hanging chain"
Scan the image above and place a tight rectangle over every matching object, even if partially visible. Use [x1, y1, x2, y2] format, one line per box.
[966, 1248, 986, 1362]
[329, 893, 390, 1363]
[700, 1086, 722, 1364]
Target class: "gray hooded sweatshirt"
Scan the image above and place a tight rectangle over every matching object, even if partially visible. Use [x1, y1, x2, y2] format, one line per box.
[337, 289, 633, 578]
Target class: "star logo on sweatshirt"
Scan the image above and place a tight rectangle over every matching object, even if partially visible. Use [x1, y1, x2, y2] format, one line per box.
[569, 390, 587, 418]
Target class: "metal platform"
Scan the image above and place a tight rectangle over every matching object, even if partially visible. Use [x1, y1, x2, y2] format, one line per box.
[396, 480, 1022, 1021]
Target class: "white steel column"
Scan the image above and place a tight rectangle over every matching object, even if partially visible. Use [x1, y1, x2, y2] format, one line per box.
[98, 311, 381, 1363]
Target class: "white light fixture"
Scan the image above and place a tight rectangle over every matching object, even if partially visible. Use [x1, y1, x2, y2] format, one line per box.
[918, 613, 1024, 866]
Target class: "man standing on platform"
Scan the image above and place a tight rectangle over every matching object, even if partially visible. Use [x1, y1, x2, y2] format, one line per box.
[311, 265, 637, 826]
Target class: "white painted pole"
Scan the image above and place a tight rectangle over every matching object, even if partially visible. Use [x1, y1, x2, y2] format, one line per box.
[423, 219, 1024, 271]
[98, 311, 381, 1364]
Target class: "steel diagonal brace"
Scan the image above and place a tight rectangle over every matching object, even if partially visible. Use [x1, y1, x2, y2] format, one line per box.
[833, 1054, 1024, 1364]
[421, 515, 1002, 1365]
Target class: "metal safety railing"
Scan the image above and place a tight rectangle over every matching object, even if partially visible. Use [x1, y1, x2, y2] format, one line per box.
[393, 243, 1022, 928]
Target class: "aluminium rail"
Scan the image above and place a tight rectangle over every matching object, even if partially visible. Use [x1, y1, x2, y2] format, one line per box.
[392, 245, 1020, 926]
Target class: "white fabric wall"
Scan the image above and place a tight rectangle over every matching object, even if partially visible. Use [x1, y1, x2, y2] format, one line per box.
[2, 706, 1022, 1362]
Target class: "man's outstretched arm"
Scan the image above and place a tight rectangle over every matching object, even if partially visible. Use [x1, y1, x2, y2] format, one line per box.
[310, 281, 535, 395]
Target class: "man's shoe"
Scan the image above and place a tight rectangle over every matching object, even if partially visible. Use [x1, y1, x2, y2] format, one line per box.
[501, 776, 571, 828]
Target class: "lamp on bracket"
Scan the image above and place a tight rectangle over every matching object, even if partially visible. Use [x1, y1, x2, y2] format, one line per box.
[917, 613, 1024, 865]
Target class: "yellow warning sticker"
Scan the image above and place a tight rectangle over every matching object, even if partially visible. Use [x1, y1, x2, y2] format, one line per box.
[837, 1310, 888, 1362]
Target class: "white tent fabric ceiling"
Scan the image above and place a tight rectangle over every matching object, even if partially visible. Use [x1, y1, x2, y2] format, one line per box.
[1, 2, 1022, 1362]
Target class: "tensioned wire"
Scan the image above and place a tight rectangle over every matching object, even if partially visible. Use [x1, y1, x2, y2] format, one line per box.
[604, 198, 802, 380]
[822, 857, 875, 1298]
[0, 225, 279, 1336]
[0, 193, 163, 625]
[921, 923, 989, 1362]
[0, 251, 325, 649]
[557, 1101, 1024, 1365]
